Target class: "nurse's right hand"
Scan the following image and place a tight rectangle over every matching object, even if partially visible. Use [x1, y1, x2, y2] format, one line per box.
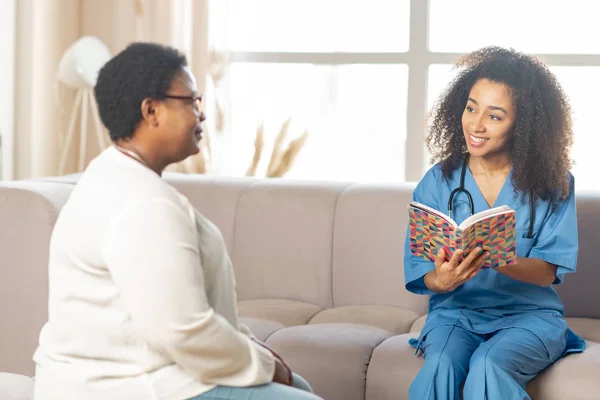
[428, 247, 489, 293]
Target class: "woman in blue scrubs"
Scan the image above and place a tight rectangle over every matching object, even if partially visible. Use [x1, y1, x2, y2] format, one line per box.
[405, 46, 586, 400]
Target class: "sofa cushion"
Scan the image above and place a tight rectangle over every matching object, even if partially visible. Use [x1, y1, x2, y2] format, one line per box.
[232, 180, 349, 308]
[367, 333, 600, 400]
[331, 184, 428, 316]
[0, 373, 34, 400]
[239, 317, 284, 342]
[30, 173, 80, 185]
[564, 317, 600, 342]
[0, 182, 74, 375]
[237, 299, 321, 326]
[410, 315, 427, 333]
[365, 333, 422, 400]
[308, 305, 421, 335]
[266, 323, 391, 400]
[555, 192, 600, 319]
[166, 175, 253, 256]
[527, 341, 600, 400]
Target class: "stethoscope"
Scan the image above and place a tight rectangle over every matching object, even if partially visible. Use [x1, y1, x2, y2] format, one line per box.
[448, 157, 536, 239]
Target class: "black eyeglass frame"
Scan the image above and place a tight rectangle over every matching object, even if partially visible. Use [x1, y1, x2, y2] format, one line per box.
[164, 94, 204, 111]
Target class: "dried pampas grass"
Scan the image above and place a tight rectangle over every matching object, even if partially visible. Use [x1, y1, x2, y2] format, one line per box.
[268, 129, 308, 177]
[245, 118, 308, 178]
[134, 0, 146, 16]
[245, 123, 264, 176]
[266, 118, 291, 176]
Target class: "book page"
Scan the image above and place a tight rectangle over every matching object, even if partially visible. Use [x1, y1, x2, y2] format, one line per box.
[409, 201, 458, 228]
[458, 205, 513, 230]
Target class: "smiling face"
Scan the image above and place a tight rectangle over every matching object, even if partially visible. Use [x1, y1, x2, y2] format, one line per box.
[462, 78, 516, 159]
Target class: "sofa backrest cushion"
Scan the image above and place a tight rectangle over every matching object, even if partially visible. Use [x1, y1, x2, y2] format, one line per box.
[331, 183, 428, 315]
[555, 191, 600, 318]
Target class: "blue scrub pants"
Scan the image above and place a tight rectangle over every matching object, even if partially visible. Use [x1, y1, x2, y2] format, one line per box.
[409, 325, 561, 400]
[188, 373, 322, 400]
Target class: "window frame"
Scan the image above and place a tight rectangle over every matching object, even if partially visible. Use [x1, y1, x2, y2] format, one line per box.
[227, 0, 600, 182]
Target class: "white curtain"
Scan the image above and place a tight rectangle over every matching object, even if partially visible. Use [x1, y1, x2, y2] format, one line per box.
[11, 0, 214, 179]
[13, 0, 80, 179]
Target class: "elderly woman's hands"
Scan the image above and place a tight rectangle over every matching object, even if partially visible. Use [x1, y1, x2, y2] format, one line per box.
[252, 339, 293, 386]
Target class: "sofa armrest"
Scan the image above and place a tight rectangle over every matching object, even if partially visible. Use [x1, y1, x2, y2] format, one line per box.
[0, 182, 74, 375]
[0, 373, 34, 400]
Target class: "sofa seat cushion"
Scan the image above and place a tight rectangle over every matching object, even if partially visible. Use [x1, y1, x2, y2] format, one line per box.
[239, 317, 284, 342]
[237, 299, 321, 326]
[368, 333, 600, 400]
[565, 317, 600, 342]
[0, 373, 34, 400]
[266, 323, 391, 400]
[527, 341, 600, 400]
[409, 315, 427, 333]
[366, 333, 422, 400]
[308, 305, 421, 335]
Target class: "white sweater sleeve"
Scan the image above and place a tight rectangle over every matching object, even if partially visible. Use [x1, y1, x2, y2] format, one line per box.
[102, 197, 275, 387]
[238, 323, 258, 341]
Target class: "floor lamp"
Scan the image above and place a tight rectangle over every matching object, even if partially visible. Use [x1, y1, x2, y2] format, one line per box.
[56, 36, 111, 174]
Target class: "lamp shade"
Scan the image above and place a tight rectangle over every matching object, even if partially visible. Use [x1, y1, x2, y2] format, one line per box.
[57, 36, 111, 89]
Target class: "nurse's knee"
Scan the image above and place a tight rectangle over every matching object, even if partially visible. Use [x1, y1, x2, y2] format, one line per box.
[469, 347, 516, 374]
[410, 349, 470, 399]
[425, 347, 471, 378]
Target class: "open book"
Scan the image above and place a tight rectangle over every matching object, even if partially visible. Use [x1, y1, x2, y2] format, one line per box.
[408, 202, 517, 269]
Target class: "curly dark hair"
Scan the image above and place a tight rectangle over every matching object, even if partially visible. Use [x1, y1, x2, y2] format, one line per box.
[94, 42, 188, 141]
[426, 46, 573, 204]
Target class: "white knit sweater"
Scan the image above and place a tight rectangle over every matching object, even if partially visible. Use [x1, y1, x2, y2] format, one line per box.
[33, 147, 274, 400]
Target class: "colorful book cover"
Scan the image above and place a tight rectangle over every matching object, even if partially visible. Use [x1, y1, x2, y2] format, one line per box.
[408, 202, 517, 269]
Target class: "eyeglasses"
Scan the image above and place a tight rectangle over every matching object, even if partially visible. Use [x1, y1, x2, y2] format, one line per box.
[164, 94, 203, 112]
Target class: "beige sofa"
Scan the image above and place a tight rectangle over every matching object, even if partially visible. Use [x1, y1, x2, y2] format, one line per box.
[0, 173, 599, 400]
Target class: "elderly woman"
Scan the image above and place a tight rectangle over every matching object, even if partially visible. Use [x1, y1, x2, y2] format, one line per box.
[33, 42, 320, 400]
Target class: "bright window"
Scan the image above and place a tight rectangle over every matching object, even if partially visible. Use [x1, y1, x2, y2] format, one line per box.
[217, 0, 600, 190]
[228, 0, 410, 53]
[230, 63, 408, 182]
[552, 67, 600, 190]
[429, 0, 600, 54]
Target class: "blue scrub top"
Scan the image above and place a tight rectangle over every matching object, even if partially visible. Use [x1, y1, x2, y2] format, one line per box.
[405, 163, 586, 358]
